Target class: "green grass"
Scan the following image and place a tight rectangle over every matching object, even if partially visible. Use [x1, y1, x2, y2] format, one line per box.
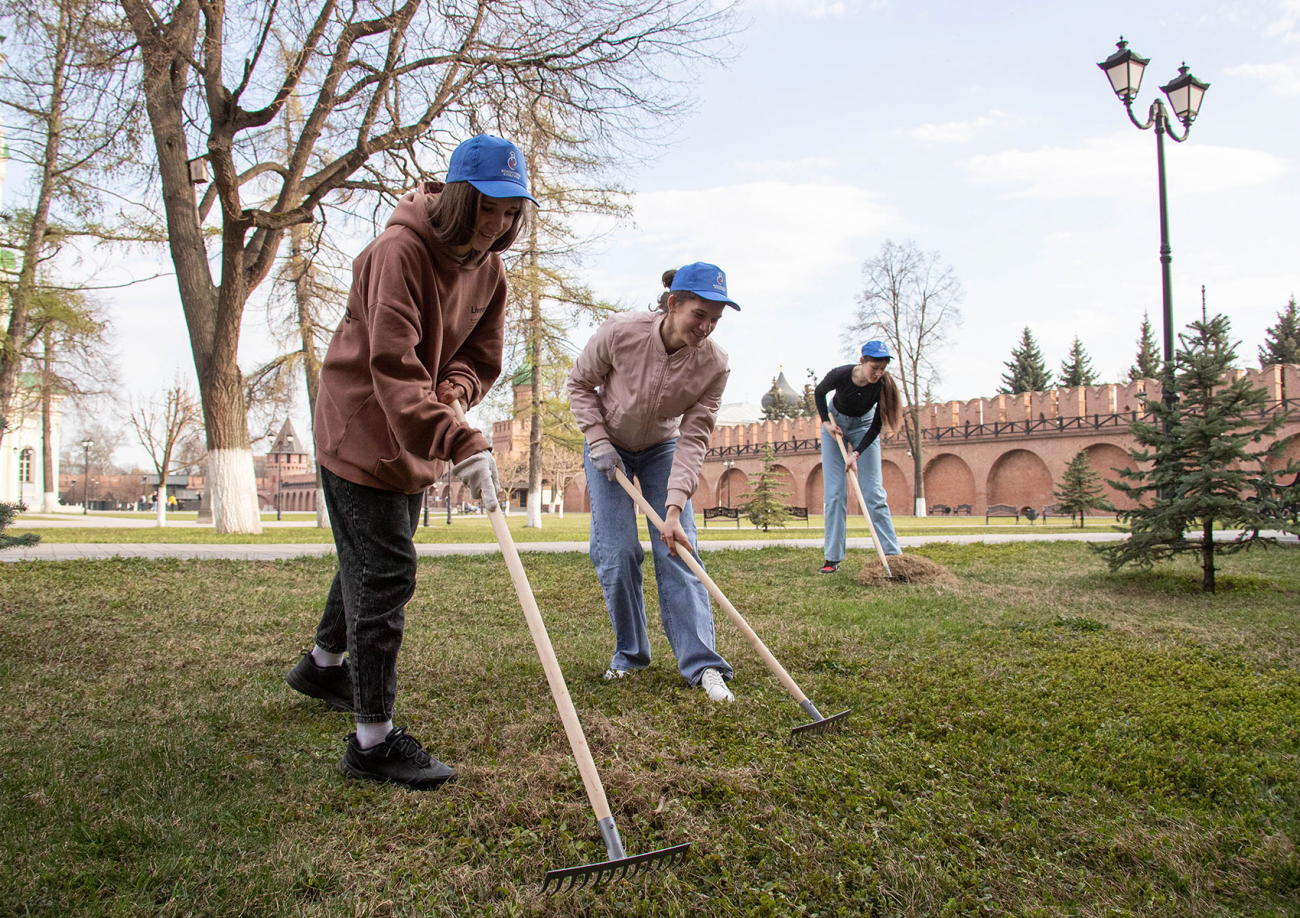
[12, 512, 1101, 544]
[2, 542, 1297, 916]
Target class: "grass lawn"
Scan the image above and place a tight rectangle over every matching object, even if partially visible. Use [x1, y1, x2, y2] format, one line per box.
[12, 513, 1101, 544]
[2, 542, 1297, 916]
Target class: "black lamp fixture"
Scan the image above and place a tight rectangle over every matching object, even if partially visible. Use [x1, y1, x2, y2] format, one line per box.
[1097, 37, 1210, 409]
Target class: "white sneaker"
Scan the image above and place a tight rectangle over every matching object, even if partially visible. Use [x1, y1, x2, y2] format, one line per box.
[603, 668, 632, 681]
[699, 668, 734, 703]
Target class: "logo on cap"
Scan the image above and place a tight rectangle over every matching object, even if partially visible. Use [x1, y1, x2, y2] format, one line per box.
[507, 152, 517, 170]
[715, 273, 725, 290]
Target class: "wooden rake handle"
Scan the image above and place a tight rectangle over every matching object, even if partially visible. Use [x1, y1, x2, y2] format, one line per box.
[612, 468, 812, 708]
[452, 402, 613, 825]
[831, 430, 892, 575]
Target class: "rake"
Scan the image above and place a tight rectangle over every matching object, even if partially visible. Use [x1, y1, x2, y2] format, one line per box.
[831, 430, 893, 578]
[613, 468, 850, 739]
[452, 403, 690, 892]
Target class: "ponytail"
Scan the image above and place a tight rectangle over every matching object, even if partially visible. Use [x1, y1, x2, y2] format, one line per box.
[878, 371, 902, 432]
[654, 268, 700, 311]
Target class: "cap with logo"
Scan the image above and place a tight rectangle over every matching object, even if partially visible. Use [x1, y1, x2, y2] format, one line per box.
[669, 261, 740, 311]
[446, 134, 538, 204]
[861, 340, 892, 360]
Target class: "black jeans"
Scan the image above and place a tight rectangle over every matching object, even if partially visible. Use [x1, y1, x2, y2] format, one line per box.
[314, 467, 424, 723]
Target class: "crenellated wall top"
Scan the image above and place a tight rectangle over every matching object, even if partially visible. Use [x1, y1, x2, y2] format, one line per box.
[706, 363, 1300, 447]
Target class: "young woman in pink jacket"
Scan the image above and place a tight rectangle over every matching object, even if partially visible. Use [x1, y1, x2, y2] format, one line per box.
[567, 263, 738, 703]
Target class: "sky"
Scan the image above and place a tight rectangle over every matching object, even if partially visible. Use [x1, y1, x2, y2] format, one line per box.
[30, 0, 1300, 468]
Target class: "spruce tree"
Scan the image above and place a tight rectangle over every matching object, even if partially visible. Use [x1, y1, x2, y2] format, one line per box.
[761, 378, 794, 420]
[739, 444, 792, 531]
[1059, 336, 1099, 388]
[999, 327, 1052, 394]
[0, 502, 39, 550]
[1099, 314, 1299, 592]
[1127, 311, 1162, 382]
[1259, 296, 1300, 368]
[1054, 451, 1109, 527]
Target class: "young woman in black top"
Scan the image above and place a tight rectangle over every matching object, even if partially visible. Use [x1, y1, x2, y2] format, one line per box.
[815, 341, 903, 573]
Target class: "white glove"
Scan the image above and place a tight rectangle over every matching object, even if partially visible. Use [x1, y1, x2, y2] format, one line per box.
[452, 450, 500, 513]
[588, 438, 624, 482]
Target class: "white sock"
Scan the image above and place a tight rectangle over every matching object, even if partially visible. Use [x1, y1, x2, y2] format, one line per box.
[311, 645, 344, 667]
[356, 720, 393, 749]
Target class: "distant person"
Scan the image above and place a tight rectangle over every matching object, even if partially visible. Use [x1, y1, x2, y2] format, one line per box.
[284, 134, 536, 790]
[815, 341, 903, 573]
[567, 264, 737, 703]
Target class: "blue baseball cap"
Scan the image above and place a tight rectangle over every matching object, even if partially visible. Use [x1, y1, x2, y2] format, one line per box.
[446, 134, 538, 204]
[861, 340, 892, 360]
[669, 262, 740, 311]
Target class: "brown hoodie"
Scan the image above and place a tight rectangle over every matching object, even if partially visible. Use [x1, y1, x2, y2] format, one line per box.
[314, 182, 505, 493]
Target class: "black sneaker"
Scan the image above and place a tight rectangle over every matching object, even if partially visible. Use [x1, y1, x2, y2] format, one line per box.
[339, 727, 457, 790]
[819, 560, 840, 574]
[285, 651, 354, 712]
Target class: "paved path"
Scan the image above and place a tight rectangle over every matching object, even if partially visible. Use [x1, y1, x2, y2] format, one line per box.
[3, 531, 1295, 562]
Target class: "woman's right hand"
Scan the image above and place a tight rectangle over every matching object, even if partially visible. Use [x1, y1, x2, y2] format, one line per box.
[821, 419, 842, 438]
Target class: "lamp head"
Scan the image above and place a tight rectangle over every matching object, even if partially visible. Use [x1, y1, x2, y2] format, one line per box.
[1160, 63, 1210, 126]
[1098, 37, 1149, 103]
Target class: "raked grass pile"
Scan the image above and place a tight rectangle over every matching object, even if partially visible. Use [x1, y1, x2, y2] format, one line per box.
[1, 542, 1297, 916]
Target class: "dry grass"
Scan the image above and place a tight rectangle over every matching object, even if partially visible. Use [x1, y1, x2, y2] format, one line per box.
[856, 552, 959, 587]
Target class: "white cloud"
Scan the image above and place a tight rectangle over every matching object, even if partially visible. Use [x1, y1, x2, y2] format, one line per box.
[732, 156, 841, 179]
[961, 132, 1291, 201]
[1263, 0, 1300, 41]
[909, 111, 1006, 145]
[1228, 57, 1300, 94]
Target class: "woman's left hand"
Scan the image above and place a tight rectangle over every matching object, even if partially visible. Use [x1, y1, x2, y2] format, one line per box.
[660, 506, 693, 557]
[845, 451, 859, 473]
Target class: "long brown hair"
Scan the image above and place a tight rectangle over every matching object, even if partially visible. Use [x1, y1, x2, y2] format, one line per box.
[876, 366, 903, 432]
[428, 181, 528, 252]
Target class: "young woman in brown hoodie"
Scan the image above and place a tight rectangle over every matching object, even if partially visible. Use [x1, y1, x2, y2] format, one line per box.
[284, 135, 536, 790]
[567, 263, 739, 704]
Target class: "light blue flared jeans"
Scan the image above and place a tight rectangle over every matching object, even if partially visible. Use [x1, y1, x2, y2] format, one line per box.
[820, 406, 901, 562]
[585, 438, 732, 686]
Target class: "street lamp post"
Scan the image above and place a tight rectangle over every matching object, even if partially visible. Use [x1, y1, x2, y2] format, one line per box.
[80, 438, 93, 514]
[422, 486, 429, 527]
[723, 459, 735, 507]
[1097, 38, 1210, 411]
[446, 461, 453, 525]
[276, 463, 283, 522]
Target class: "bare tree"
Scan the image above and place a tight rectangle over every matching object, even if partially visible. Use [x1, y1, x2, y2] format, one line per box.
[0, 0, 140, 452]
[130, 380, 203, 526]
[492, 101, 627, 528]
[116, 0, 736, 533]
[847, 239, 963, 516]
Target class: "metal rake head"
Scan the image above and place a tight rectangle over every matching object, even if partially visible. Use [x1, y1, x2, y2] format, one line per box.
[789, 708, 852, 740]
[540, 842, 691, 894]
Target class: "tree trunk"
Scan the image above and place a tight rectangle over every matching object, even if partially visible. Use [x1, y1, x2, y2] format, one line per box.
[40, 331, 57, 512]
[907, 405, 925, 517]
[526, 216, 543, 529]
[290, 223, 330, 529]
[1201, 517, 1215, 593]
[0, 5, 69, 454]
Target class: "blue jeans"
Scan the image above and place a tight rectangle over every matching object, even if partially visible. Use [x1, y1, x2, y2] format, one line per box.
[821, 406, 901, 562]
[585, 438, 732, 686]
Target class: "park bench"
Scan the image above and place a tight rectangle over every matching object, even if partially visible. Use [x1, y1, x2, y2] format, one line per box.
[929, 503, 952, 516]
[985, 503, 1020, 524]
[1246, 471, 1300, 527]
[955, 504, 972, 515]
[786, 506, 811, 526]
[702, 506, 741, 528]
[1042, 502, 1062, 520]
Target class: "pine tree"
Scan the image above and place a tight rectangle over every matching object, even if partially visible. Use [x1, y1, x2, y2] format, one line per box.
[760, 378, 794, 420]
[1259, 296, 1300, 368]
[739, 444, 792, 531]
[1054, 451, 1109, 527]
[1059, 336, 1099, 388]
[1127, 311, 1162, 382]
[999, 327, 1052, 394]
[0, 502, 39, 550]
[1099, 314, 1299, 592]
